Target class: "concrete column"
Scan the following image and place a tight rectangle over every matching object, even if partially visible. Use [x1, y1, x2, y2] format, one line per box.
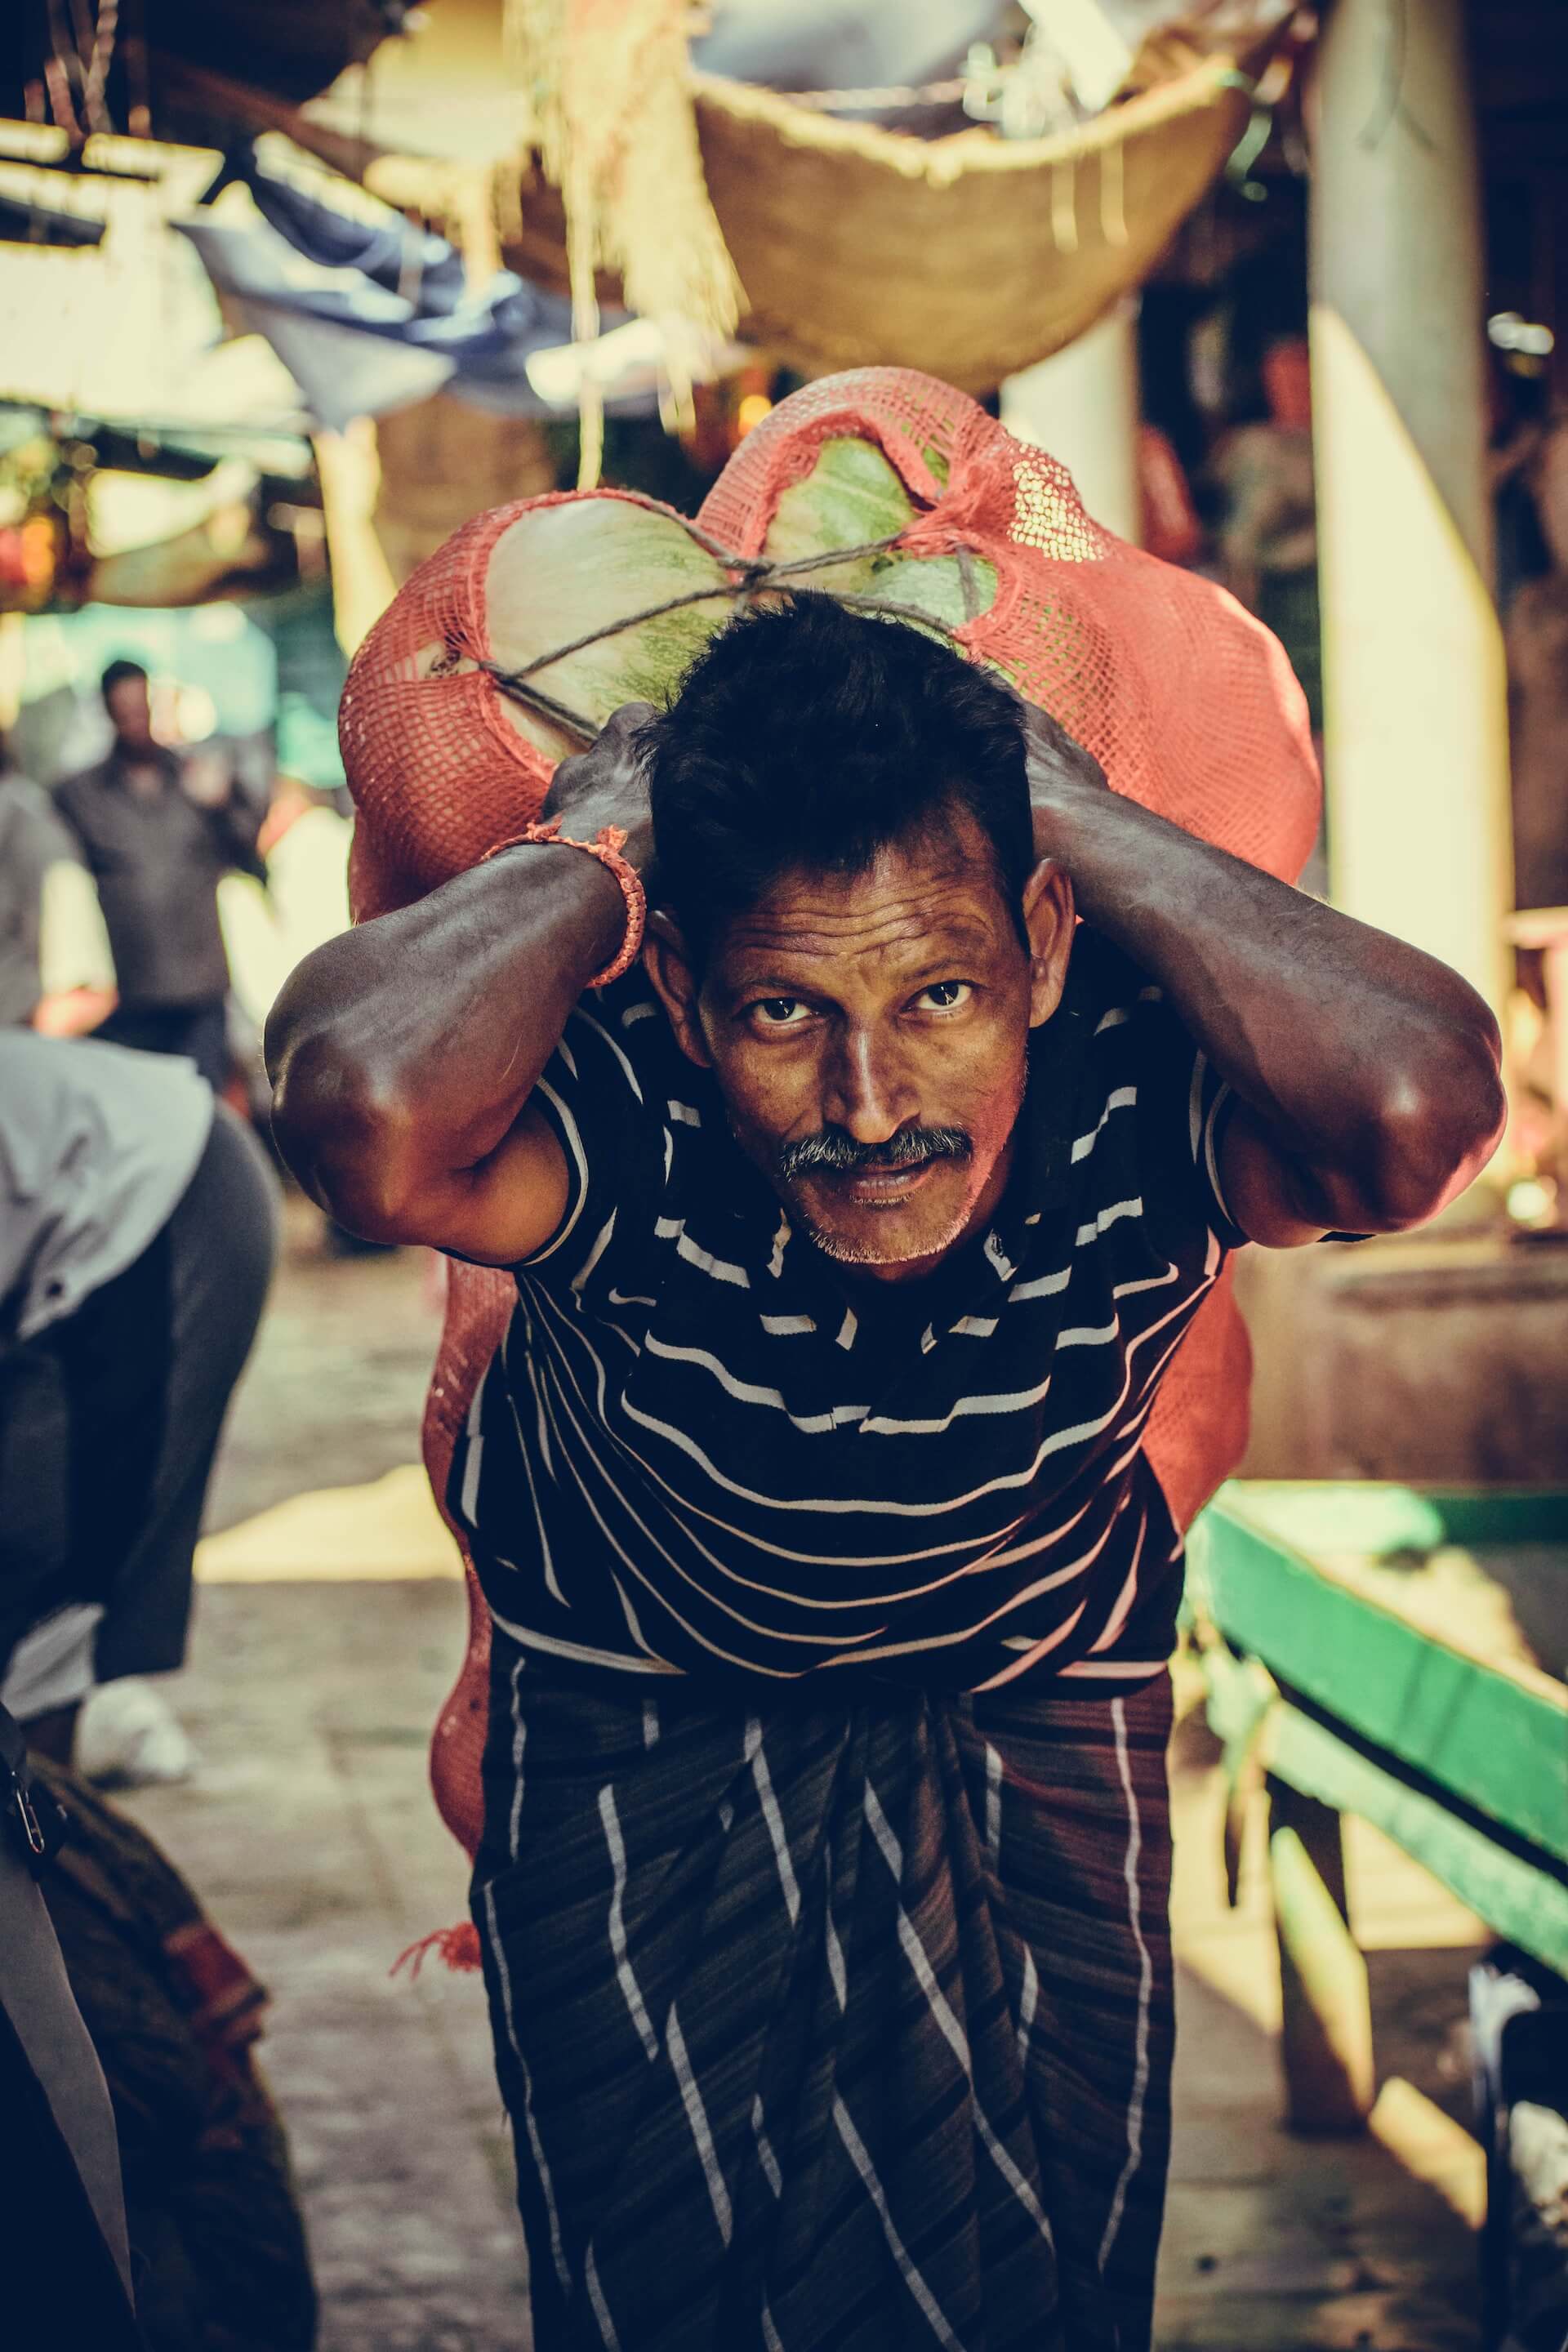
[1310, 0, 1513, 1016]
[1001, 298, 1141, 544]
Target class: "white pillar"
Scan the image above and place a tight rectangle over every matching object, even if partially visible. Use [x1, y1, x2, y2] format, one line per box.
[1310, 0, 1512, 1017]
[1001, 299, 1141, 544]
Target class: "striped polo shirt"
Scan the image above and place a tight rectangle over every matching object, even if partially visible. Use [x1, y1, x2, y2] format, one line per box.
[450, 929, 1245, 1694]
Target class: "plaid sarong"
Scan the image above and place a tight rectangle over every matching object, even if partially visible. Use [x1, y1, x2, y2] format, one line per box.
[473, 1647, 1174, 2352]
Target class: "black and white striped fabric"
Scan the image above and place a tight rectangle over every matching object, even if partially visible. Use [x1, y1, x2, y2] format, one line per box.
[472, 1646, 1177, 2352]
[450, 929, 1244, 1693]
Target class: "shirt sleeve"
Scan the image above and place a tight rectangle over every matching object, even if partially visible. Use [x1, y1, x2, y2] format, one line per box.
[203, 777, 269, 882]
[1134, 993, 1251, 1270]
[514, 981, 668, 1285]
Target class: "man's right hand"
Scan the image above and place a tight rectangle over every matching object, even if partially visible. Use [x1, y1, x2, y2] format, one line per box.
[266, 701, 666, 1265]
[541, 702, 657, 866]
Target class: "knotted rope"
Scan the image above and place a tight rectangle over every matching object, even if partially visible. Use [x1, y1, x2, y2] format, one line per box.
[473, 511, 981, 743]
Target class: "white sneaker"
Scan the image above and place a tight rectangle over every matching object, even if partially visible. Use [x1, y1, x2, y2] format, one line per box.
[75, 1679, 196, 1787]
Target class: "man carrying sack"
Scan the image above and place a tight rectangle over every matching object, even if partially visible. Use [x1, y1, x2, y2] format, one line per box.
[270, 593, 1503, 2350]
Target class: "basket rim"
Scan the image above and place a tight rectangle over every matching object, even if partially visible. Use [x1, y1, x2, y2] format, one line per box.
[689, 52, 1249, 185]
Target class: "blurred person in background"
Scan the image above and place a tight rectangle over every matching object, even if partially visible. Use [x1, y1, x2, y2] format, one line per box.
[1508, 412, 1568, 923]
[1489, 347, 1552, 618]
[1504, 412, 1568, 1213]
[55, 659, 265, 1091]
[1208, 333, 1323, 742]
[0, 1027, 278, 1784]
[0, 733, 118, 1038]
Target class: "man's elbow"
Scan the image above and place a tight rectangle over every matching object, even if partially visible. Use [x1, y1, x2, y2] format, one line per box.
[268, 1029, 421, 1237]
[1366, 1027, 1508, 1229]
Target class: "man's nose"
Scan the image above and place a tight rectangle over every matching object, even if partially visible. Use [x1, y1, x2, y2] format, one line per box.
[823, 1027, 915, 1146]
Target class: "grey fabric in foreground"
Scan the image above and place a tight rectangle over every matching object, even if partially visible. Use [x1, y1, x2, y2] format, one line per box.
[0, 1029, 211, 1345]
[473, 1647, 1174, 2351]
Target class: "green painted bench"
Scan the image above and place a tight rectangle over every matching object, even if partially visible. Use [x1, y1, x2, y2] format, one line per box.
[1184, 1482, 1568, 2133]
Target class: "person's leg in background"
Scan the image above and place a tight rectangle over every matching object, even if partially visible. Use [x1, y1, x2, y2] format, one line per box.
[86, 1102, 278, 1771]
[1, 1103, 278, 1778]
[0, 1303, 106, 1762]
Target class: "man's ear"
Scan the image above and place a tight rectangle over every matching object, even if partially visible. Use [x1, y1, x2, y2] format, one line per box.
[1021, 860, 1076, 1028]
[642, 911, 713, 1069]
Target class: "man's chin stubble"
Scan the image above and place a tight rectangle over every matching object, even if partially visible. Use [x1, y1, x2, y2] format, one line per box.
[796, 1196, 980, 1271]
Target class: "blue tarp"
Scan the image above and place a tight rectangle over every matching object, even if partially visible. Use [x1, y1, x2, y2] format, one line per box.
[177, 160, 653, 432]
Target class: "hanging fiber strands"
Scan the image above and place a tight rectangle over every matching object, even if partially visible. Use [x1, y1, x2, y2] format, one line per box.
[506, 0, 745, 484]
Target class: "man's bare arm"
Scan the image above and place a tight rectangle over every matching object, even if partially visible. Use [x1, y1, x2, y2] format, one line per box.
[1022, 710, 1507, 1246]
[265, 706, 654, 1262]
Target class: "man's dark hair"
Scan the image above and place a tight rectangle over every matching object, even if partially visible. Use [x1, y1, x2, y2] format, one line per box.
[100, 658, 149, 702]
[644, 593, 1033, 967]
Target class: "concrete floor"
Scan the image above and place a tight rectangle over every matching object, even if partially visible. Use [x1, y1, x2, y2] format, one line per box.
[119, 1202, 1490, 2350]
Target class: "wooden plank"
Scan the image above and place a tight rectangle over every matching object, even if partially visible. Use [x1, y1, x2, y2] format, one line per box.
[1213, 1507, 1564, 1705]
[1269, 1785, 1375, 2134]
[1191, 1499, 1568, 1863]
[1199, 1643, 1568, 1973]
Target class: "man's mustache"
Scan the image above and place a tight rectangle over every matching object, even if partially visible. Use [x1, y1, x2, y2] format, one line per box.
[777, 1125, 973, 1179]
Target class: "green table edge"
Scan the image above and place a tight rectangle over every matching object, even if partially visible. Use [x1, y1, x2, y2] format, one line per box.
[1202, 1639, 1568, 1976]
[1187, 1483, 1568, 1866]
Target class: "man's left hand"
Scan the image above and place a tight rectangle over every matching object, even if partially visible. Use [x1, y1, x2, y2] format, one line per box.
[1015, 703, 1108, 864]
[1005, 688, 1508, 1247]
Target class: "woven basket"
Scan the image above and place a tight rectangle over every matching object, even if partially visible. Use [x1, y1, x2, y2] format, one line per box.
[373, 397, 557, 586]
[500, 56, 1254, 392]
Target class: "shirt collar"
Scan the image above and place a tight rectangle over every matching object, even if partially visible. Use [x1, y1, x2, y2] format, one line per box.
[105, 743, 180, 791]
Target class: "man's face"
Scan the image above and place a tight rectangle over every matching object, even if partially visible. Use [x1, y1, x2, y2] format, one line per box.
[648, 812, 1072, 1281]
[105, 676, 154, 751]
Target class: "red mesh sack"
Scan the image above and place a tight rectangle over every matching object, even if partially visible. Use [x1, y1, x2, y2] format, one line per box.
[341, 368, 1321, 1858]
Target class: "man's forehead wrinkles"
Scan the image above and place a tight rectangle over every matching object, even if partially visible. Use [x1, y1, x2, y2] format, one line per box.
[724, 895, 998, 964]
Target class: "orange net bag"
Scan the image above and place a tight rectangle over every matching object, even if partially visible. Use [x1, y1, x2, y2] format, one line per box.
[341, 368, 1321, 1857]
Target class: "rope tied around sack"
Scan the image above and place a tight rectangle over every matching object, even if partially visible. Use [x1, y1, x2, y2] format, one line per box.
[470, 511, 976, 744]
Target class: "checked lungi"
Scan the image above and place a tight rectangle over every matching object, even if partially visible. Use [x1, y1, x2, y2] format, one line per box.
[472, 1642, 1174, 2352]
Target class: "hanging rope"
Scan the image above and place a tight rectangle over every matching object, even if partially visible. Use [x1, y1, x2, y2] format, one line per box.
[81, 0, 120, 136]
[472, 519, 976, 742]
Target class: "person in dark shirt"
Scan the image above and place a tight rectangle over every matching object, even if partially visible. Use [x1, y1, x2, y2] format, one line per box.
[54, 661, 265, 1090]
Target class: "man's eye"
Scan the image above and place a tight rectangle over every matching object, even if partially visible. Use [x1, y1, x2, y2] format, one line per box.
[751, 998, 810, 1028]
[916, 982, 973, 1012]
